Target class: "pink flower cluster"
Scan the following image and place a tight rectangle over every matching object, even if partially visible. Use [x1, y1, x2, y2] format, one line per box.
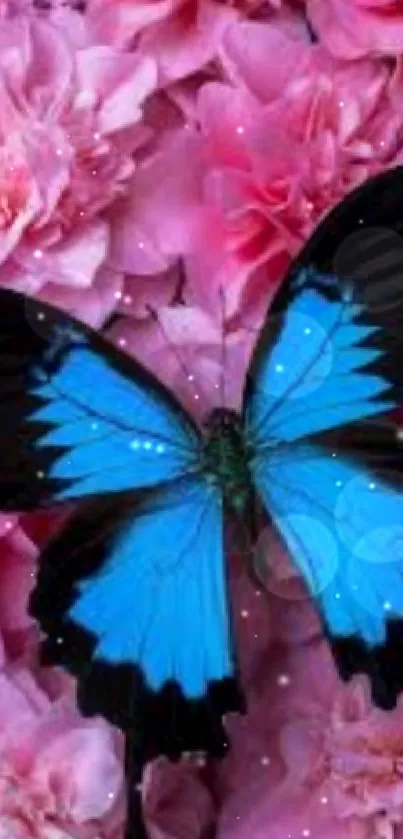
[1, 0, 403, 837]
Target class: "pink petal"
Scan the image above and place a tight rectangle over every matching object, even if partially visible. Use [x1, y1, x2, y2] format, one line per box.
[98, 56, 157, 134]
[221, 22, 310, 104]
[110, 132, 205, 274]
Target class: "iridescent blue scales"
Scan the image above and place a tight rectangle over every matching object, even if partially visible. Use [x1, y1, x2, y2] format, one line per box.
[0, 166, 402, 778]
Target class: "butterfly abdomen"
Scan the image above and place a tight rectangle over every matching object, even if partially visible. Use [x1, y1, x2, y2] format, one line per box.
[203, 409, 253, 515]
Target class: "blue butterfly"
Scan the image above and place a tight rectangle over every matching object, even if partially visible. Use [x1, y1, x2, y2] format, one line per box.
[1, 166, 403, 838]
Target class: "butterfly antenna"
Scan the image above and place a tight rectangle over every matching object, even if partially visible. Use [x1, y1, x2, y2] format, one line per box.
[146, 305, 213, 410]
[218, 286, 227, 408]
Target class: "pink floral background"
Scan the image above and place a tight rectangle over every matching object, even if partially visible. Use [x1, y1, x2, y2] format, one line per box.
[0, 0, 403, 837]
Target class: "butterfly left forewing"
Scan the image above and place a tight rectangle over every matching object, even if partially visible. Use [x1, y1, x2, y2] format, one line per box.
[0, 289, 200, 508]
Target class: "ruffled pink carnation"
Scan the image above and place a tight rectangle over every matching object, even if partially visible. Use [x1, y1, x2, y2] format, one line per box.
[85, 0, 275, 85]
[232, 636, 403, 839]
[0, 14, 157, 325]
[112, 23, 403, 326]
[0, 668, 123, 838]
[307, 0, 403, 60]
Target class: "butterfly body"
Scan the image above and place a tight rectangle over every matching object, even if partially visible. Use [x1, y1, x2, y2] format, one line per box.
[202, 408, 254, 516]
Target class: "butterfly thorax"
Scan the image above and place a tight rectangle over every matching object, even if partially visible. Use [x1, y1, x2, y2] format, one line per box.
[202, 408, 252, 516]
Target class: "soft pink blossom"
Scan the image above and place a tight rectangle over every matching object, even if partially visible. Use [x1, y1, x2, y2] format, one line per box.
[307, 0, 403, 60]
[0, 668, 123, 838]
[0, 14, 156, 324]
[86, 0, 265, 85]
[107, 300, 257, 421]
[113, 24, 403, 325]
[144, 758, 215, 839]
[224, 635, 403, 839]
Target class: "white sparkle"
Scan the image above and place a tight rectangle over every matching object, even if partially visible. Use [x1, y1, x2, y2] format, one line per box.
[321, 796, 328, 805]
[56, 637, 63, 644]
[56, 148, 63, 156]
[79, 211, 85, 217]
[138, 241, 145, 249]
[380, 140, 385, 147]
[114, 291, 123, 300]
[304, 328, 312, 335]
[108, 792, 114, 799]
[37, 312, 45, 321]
[118, 338, 127, 348]
[33, 249, 43, 259]
[91, 169, 97, 176]
[123, 295, 133, 305]
[275, 363, 284, 373]
[277, 674, 291, 687]
[30, 572, 35, 578]
[144, 441, 152, 450]
[156, 444, 165, 454]
[130, 440, 140, 450]
[188, 374, 195, 382]
[236, 126, 245, 135]
[91, 423, 98, 431]
[4, 521, 12, 531]
[302, 831, 311, 838]
[335, 480, 343, 488]
[93, 132, 101, 141]
[339, 100, 345, 108]
[241, 609, 249, 618]
[37, 470, 45, 479]
[332, 453, 337, 458]
[261, 756, 271, 766]
[254, 634, 258, 639]
[255, 590, 261, 597]
[194, 394, 200, 400]
[358, 218, 364, 225]
[335, 592, 341, 600]
[369, 482, 376, 490]
[384, 601, 392, 611]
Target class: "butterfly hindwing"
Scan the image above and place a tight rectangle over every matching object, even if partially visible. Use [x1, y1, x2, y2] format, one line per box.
[244, 167, 403, 706]
[30, 477, 243, 758]
[253, 444, 403, 708]
[0, 289, 200, 509]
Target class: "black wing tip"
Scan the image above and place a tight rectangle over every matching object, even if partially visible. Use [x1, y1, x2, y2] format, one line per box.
[330, 619, 403, 710]
[35, 614, 245, 761]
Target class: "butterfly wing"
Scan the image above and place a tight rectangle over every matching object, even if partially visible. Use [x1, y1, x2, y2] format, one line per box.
[244, 166, 403, 706]
[0, 289, 200, 508]
[0, 289, 242, 754]
[30, 477, 243, 758]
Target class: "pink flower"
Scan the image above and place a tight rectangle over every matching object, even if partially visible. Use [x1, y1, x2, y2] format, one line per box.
[307, 0, 403, 60]
[113, 23, 403, 325]
[143, 757, 215, 839]
[86, 0, 267, 85]
[0, 668, 123, 838]
[0, 520, 36, 644]
[229, 636, 403, 839]
[107, 299, 257, 422]
[0, 14, 156, 324]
